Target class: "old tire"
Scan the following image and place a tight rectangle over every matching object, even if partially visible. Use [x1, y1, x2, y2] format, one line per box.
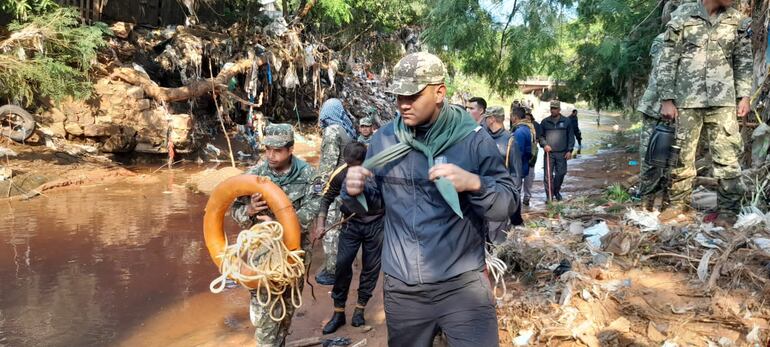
[0, 105, 36, 142]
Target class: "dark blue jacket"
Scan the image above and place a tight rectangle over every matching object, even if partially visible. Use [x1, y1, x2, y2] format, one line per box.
[511, 124, 532, 177]
[487, 128, 522, 179]
[341, 118, 517, 285]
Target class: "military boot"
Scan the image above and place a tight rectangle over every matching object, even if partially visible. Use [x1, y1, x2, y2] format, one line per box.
[351, 306, 366, 327]
[643, 196, 655, 211]
[322, 310, 346, 334]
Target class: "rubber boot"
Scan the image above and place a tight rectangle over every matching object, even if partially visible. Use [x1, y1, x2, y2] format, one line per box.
[322, 310, 346, 335]
[351, 307, 365, 327]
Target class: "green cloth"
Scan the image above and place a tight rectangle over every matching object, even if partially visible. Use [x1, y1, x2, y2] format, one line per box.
[265, 156, 309, 186]
[357, 104, 478, 217]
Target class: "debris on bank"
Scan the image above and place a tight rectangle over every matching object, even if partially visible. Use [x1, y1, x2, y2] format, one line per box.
[495, 199, 770, 346]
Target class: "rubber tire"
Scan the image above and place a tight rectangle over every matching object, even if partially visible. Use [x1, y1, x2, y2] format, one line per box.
[0, 104, 36, 142]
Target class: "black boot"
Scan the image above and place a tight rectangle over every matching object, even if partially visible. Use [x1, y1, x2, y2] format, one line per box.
[315, 269, 335, 285]
[351, 307, 365, 327]
[322, 311, 346, 334]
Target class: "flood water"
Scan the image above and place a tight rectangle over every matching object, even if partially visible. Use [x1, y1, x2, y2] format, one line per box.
[0, 109, 632, 347]
[0, 172, 254, 347]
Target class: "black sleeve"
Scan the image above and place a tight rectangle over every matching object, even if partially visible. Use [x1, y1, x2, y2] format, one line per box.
[468, 133, 518, 222]
[319, 168, 347, 216]
[573, 116, 582, 144]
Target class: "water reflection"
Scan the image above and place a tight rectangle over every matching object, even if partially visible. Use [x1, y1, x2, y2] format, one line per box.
[0, 172, 239, 346]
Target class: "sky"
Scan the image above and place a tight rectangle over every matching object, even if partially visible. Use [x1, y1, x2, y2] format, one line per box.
[480, 0, 577, 24]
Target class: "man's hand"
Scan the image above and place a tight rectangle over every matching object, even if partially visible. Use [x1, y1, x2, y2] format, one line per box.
[565, 152, 572, 160]
[737, 97, 750, 120]
[345, 166, 373, 197]
[428, 163, 481, 192]
[247, 193, 269, 216]
[544, 145, 552, 153]
[312, 215, 326, 240]
[256, 215, 273, 222]
[661, 100, 678, 120]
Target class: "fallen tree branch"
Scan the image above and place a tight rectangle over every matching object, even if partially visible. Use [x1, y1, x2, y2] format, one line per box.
[110, 58, 258, 103]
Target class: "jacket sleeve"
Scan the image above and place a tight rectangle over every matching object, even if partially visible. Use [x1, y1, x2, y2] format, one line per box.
[340, 147, 384, 215]
[319, 168, 345, 217]
[566, 119, 575, 152]
[538, 123, 547, 148]
[296, 169, 322, 232]
[468, 134, 518, 222]
[319, 128, 341, 180]
[230, 196, 255, 229]
[657, 17, 684, 101]
[734, 18, 753, 99]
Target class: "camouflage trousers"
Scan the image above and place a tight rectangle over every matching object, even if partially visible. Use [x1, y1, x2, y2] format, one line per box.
[322, 200, 342, 273]
[250, 271, 306, 346]
[639, 113, 671, 203]
[670, 107, 744, 212]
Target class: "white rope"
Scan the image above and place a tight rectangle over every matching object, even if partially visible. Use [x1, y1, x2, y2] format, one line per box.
[485, 245, 508, 300]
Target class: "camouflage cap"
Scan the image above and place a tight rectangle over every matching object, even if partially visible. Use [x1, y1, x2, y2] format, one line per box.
[359, 116, 374, 126]
[386, 52, 446, 96]
[486, 106, 505, 121]
[549, 100, 561, 109]
[263, 123, 294, 148]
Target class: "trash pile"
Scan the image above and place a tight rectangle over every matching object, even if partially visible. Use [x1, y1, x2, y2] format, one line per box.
[494, 206, 770, 346]
[32, 7, 397, 156]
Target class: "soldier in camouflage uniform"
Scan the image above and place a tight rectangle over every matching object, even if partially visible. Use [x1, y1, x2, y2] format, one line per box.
[231, 123, 323, 346]
[357, 116, 374, 145]
[637, 34, 669, 211]
[657, 0, 753, 226]
[316, 98, 356, 285]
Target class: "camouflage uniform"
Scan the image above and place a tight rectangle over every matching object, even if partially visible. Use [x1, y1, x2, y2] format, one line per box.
[637, 34, 670, 205]
[318, 112, 353, 275]
[231, 124, 323, 346]
[357, 116, 374, 145]
[656, 3, 752, 213]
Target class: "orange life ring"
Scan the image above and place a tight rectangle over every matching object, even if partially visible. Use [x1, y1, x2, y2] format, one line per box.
[203, 174, 302, 287]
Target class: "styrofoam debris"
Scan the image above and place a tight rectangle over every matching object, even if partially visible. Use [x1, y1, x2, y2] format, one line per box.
[584, 221, 610, 249]
[625, 209, 660, 231]
[513, 329, 535, 346]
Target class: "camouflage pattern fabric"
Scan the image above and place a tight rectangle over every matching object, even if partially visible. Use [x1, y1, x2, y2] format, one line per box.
[230, 157, 322, 346]
[262, 123, 294, 148]
[669, 107, 744, 212]
[318, 124, 351, 273]
[386, 52, 446, 96]
[637, 34, 665, 118]
[250, 278, 304, 346]
[657, 3, 752, 108]
[322, 200, 342, 273]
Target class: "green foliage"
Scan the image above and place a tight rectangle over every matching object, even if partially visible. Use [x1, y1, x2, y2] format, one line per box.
[1, 0, 57, 20]
[0, 7, 108, 105]
[605, 183, 631, 203]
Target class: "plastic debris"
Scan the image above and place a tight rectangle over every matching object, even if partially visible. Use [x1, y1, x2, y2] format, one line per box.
[735, 206, 769, 229]
[746, 325, 761, 343]
[624, 209, 660, 231]
[694, 233, 725, 249]
[584, 221, 610, 249]
[752, 237, 770, 254]
[0, 147, 18, 157]
[513, 329, 535, 346]
[697, 250, 715, 283]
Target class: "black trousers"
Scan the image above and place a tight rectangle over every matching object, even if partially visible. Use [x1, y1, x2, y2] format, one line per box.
[383, 270, 499, 347]
[331, 217, 384, 308]
[543, 151, 568, 198]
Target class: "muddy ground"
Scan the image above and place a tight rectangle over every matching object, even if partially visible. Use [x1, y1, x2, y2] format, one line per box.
[2, 111, 767, 346]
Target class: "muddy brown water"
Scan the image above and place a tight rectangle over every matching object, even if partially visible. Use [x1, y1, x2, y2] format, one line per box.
[0, 112, 629, 346]
[0, 168, 384, 347]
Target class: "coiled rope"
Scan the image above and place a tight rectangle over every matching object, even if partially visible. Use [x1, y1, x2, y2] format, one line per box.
[209, 221, 305, 321]
[485, 246, 508, 300]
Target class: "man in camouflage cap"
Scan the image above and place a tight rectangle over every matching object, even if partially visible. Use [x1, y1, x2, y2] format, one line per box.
[357, 116, 375, 145]
[657, 0, 752, 226]
[342, 51, 516, 347]
[231, 123, 323, 346]
[538, 100, 574, 201]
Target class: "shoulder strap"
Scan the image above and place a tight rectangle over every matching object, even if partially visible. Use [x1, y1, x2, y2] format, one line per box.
[505, 137, 514, 169]
[323, 163, 348, 194]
